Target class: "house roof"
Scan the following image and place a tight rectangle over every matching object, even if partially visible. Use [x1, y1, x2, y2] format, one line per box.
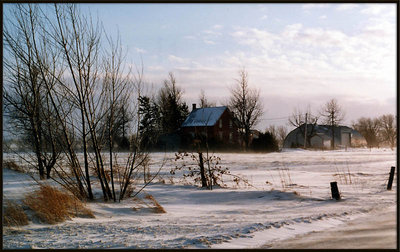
[181, 106, 227, 127]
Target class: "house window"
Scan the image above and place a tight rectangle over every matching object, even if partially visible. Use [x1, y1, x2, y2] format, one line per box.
[229, 132, 233, 142]
[229, 120, 232, 128]
[219, 119, 222, 128]
[219, 131, 223, 140]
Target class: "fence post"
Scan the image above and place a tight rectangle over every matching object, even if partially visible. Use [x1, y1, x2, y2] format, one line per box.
[330, 181, 341, 200]
[387, 166, 395, 190]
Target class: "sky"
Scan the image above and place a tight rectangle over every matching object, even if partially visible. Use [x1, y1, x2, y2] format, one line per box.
[4, 3, 397, 132]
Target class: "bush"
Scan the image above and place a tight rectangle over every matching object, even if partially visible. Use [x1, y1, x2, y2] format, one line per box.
[3, 200, 29, 227]
[144, 194, 166, 214]
[251, 132, 279, 152]
[23, 184, 94, 224]
[3, 160, 25, 173]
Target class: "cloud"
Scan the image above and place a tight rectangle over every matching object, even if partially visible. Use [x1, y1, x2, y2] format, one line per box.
[319, 15, 327, 20]
[200, 25, 224, 45]
[213, 24, 223, 30]
[360, 4, 395, 16]
[223, 21, 395, 104]
[203, 40, 216, 45]
[184, 35, 196, 40]
[336, 4, 358, 11]
[135, 47, 147, 53]
[168, 55, 186, 64]
[260, 15, 268, 20]
[143, 10, 395, 129]
[202, 30, 222, 36]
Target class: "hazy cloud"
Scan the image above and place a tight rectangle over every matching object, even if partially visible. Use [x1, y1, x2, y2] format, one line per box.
[336, 4, 359, 11]
[213, 24, 224, 30]
[302, 4, 330, 10]
[360, 4, 395, 16]
[184, 35, 196, 40]
[168, 55, 187, 64]
[135, 47, 147, 53]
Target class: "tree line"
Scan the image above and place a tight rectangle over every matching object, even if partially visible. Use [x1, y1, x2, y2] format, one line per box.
[352, 114, 397, 149]
[287, 99, 396, 149]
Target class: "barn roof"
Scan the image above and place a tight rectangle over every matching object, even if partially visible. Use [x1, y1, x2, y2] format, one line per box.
[181, 106, 227, 127]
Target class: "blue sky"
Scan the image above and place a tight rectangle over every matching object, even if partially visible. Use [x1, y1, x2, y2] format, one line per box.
[4, 3, 397, 131]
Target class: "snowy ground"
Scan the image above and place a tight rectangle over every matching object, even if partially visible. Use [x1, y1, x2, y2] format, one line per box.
[2, 148, 397, 249]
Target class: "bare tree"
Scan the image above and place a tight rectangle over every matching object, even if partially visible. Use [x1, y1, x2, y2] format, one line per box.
[353, 117, 381, 148]
[198, 89, 216, 108]
[101, 34, 131, 201]
[320, 99, 345, 149]
[228, 69, 263, 150]
[3, 4, 63, 180]
[52, 3, 107, 200]
[4, 3, 165, 203]
[267, 125, 288, 149]
[379, 114, 396, 149]
[288, 107, 318, 148]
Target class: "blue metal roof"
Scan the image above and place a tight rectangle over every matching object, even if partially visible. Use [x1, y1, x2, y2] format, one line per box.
[181, 106, 227, 127]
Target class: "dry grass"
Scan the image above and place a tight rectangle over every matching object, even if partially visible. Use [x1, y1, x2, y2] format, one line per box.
[3, 200, 29, 227]
[157, 176, 166, 184]
[293, 191, 301, 196]
[278, 167, 293, 189]
[144, 194, 166, 214]
[23, 184, 94, 224]
[3, 160, 25, 173]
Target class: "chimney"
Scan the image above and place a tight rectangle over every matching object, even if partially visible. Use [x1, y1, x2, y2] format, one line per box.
[192, 103, 197, 111]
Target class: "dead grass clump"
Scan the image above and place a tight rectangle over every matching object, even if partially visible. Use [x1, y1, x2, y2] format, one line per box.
[4, 160, 25, 173]
[144, 194, 166, 214]
[3, 200, 29, 227]
[23, 184, 94, 224]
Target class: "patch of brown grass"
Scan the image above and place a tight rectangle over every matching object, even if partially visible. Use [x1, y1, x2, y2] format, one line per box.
[3, 200, 29, 227]
[23, 184, 94, 224]
[144, 194, 166, 214]
[3, 160, 25, 173]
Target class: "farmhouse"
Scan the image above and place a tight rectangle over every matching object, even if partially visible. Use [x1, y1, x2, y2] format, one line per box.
[180, 105, 240, 147]
[283, 124, 366, 149]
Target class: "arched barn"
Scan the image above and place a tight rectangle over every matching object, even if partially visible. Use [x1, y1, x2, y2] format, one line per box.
[283, 124, 366, 149]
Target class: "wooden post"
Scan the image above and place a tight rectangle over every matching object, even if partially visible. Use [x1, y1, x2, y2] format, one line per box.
[387, 166, 395, 190]
[330, 181, 341, 200]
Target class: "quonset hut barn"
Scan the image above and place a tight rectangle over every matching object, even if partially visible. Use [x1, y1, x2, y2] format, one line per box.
[180, 105, 240, 148]
[283, 124, 366, 149]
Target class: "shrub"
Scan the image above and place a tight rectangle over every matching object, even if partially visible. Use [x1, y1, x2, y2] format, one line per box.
[144, 194, 166, 214]
[3, 200, 29, 227]
[23, 184, 94, 224]
[251, 131, 279, 152]
[3, 160, 25, 173]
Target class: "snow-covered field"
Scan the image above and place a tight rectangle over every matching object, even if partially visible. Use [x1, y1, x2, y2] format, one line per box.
[2, 148, 397, 249]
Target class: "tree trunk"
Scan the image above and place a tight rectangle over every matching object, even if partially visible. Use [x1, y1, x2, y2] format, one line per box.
[80, 111, 94, 200]
[109, 136, 116, 202]
[198, 152, 208, 188]
[33, 132, 45, 180]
